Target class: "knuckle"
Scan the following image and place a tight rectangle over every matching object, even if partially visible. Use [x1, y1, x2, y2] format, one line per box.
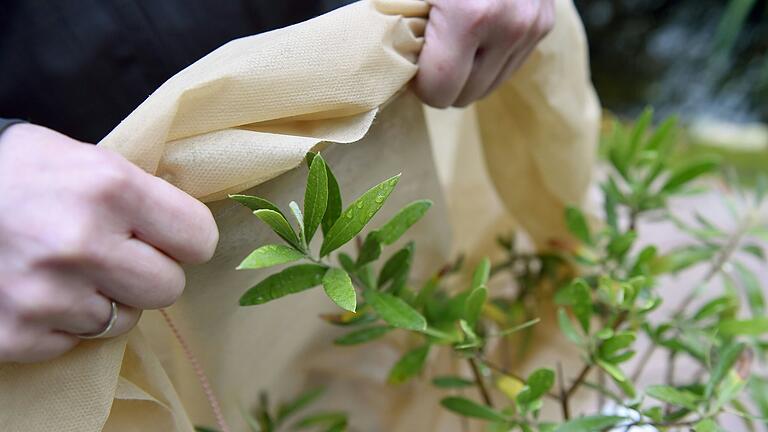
[84, 162, 133, 206]
[52, 219, 99, 261]
[464, 2, 496, 32]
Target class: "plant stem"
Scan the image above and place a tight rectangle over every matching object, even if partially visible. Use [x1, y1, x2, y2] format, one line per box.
[557, 362, 570, 420]
[566, 311, 628, 399]
[630, 210, 755, 381]
[468, 357, 494, 407]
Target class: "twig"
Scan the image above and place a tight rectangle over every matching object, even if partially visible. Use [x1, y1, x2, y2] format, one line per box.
[631, 210, 754, 381]
[557, 362, 570, 420]
[468, 357, 494, 407]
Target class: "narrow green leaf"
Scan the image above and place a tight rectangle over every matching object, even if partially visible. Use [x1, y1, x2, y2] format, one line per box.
[464, 286, 487, 328]
[570, 280, 592, 333]
[565, 206, 592, 245]
[599, 332, 636, 359]
[334, 325, 392, 345]
[432, 376, 474, 388]
[276, 388, 324, 423]
[388, 344, 430, 384]
[627, 106, 653, 159]
[718, 318, 768, 336]
[516, 368, 555, 405]
[294, 412, 346, 428]
[230, 194, 284, 216]
[322, 267, 356, 312]
[645, 115, 677, 152]
[254, 209, 302, 251]
[378, 243, 413, 290]
[322, 163, 342, 237]
[320, 174, 401, 257]
[375, 200, 432, 245]
[471, 257, 491, 290]
[364, 289, 426, 330]
[734, 262, 765, 317]
[596, 359, 627, 383]
[289, 201, 306, 246]
[555, 415, 626, 432]
[693, 418, 723, 432]
[194, 427, 219, 432]
[304, 154, 328, 242]
[440, 396, 509, 422]
[557, 308, 583, 345]
[240, 264, 326, 306]
[238, 245, 306, 270]
[645, 385, 700, 411]
[705, 342, 745, 398]
[660, 157, 719, 193]
[356, 234, 382, 268]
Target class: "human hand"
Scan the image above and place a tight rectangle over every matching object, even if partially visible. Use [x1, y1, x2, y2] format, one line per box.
[0, 124, 218, 363]
[414, 0, 555, 108]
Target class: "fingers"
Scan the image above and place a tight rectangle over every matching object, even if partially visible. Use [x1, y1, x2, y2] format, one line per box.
[415, 0, 555, 108]
[0, 326, 79, 363]
[88, 237, 187, 310]
[127, 171, 219, 264]
[97, 151, 218, 265]
[413, 2, 479, 108]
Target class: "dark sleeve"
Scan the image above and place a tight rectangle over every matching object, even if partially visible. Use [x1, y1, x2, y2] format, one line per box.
[0, 0, 333, 143]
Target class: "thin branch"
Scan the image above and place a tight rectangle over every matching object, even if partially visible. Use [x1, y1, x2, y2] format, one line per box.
[468, 357, 494, 407]
[557, 362, 570, 420]
[631, 210, 755, 381]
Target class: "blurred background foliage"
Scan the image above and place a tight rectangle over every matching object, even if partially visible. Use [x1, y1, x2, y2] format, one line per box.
[576, 0, 768, 180]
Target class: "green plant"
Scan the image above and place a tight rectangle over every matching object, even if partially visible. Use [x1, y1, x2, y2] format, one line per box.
[196, 387, 347, 432]
[224, 108, 768, 432]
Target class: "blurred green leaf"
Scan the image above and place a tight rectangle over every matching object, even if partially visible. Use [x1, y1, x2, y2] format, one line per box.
[432, 376, 474, 388]
[565, 207, 592, 245]
[555, 415, 626, 432]
[378, 243, 413, 293]
[240, 264, 326, 306]
[734, 262, 765, 317]
[320, 174, 400, 257]
[516, 368, 555, 406]
[375, 200, 432, 245]
[693, 418, 724, 432]
[706, 342, 745, 398]
[570, 280, 592, 333]
[304, 153, 328, 242]
[472, 257, 491, 290]
[253, 209, 303, 251]
[464, 287, 487, 328]
[334, 325, 391, 345]
[718, 318, 768, 336]
[356, 234, 382, 268]
[558, 308, 583, 345]
[289, 201, 306, 247]
[276, 387, 324, 424]
[237, 245, 305, 270]
[364, 289, 426, 330]
[294, 412, 347, 429]
[660, 157, 719, 194]
[388, 344, 430, 384]
[440, 396, 509, 422]
[645, 385, 700, 411]
[322, 267, 356, 312]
